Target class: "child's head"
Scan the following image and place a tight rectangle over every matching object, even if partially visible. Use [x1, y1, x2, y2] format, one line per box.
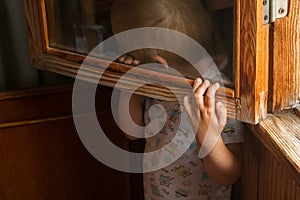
[111, 0, 214, 76]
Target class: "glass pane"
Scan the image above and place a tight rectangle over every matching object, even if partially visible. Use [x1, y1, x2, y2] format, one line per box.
[45, 0, 234, 87]
[45, 0, 114, 54]
[211, 8, 234, 86]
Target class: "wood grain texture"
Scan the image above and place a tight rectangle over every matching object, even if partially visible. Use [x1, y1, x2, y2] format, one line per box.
[24, 0, 276, 124]
[0, 84, 113, 124]
[249, 111, 300, 184]
[23, 1, 239, 119]
[0, 118, 132, 200]
[0, 85, 73, 123]
[270, 0, 300, 112]
[42, 48, 238, 118]
[233, 0, 240, 98]
[237, 0, 269, 124]
[243, 127, 300, 200]
[257, 146, 300, 200]
[241, 128, 260, 200]
[44, 0, 58, 46]
[0, 85, 132, 199]
[23, 0, 48, 69]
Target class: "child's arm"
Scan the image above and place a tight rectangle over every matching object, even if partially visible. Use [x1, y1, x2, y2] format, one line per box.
[184, 78, 242, 186]
[118, 91, 145, 140]
[202, 137, 242, 186]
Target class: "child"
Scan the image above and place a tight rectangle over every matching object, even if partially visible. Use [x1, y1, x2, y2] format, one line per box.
[111, 0, 243, 199]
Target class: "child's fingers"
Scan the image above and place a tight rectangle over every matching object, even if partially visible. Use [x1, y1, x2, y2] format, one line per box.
[191, 78, 204, 111]
[118, 55, 140, 65]
[194, 80, 210, 111]
[196, 80, 210, 95]
[204, 82, 220, 112]
[132, 58, 140, 65]
[118, 55, 126, 63]
[183, 95, 194, 119]
[215, 101, 227, 127]
[124, 56, 133, 64]
[192, 78, 203, 92]
[183, 95, 200, 131]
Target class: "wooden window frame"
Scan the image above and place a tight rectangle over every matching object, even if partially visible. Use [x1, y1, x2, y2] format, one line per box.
[23, 0, 269, 124]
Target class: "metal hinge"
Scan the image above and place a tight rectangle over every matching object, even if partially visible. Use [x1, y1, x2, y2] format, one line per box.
[263, 0, 288, 25]
[235, 98, 241, 110]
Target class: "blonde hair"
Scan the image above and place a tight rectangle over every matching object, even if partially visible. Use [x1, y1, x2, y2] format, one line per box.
[111, 0, 214, 64]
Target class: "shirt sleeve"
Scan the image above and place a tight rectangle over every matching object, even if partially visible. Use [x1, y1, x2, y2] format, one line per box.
[221, 118, 244, 144]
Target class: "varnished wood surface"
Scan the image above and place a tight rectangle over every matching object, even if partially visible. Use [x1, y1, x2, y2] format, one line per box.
[42, 48, 238, 119]
[0, 85, 73, 123]
[25, 0, 273, 122]
[242, 127, 300, 200]
[270, 0, 300, 112]
[23, 0, 48, 69]
[233, 0, 240, 98]
[242, 128, 260, 200]
[0, 85, 132, 199]
[0, 83, 112, 124]
[0, 117, 131, 200]
[249, 110, 300, 184]
[237, 0, 269, 124]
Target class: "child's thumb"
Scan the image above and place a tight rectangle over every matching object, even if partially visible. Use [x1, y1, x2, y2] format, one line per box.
[183, 95, 200, 133]
[216, 102, 227, 127]
[183, 95, 193, 119]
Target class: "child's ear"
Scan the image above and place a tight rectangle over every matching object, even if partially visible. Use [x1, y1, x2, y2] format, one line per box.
[152, 55, 169, 69]
[212, 54, 228, 70]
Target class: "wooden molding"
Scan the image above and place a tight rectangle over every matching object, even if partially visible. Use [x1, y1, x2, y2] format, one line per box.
[236, 0, 269, 124]
[43, 48, 238, 119]
[0, 84, 113, 125]
[23, 0, 48, 69]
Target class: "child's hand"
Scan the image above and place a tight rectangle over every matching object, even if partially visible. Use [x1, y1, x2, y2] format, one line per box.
[118, 55, 140, 65]
[183, 78, 227, 146]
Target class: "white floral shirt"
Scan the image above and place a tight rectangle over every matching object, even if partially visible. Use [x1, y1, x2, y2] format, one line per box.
[143, 98, 244, 200]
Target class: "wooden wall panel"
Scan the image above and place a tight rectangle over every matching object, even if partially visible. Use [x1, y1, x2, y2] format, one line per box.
[0, 85, 73, 124]
[0, 118, 131, 199]
[0, 85, 132, 200]
[242, 126, 300, 200]
[242, 127, 261, 200]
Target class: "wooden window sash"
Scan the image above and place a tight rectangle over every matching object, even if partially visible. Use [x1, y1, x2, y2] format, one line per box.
[24, 0, 270, 124]
[235, 0, 269, 124]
